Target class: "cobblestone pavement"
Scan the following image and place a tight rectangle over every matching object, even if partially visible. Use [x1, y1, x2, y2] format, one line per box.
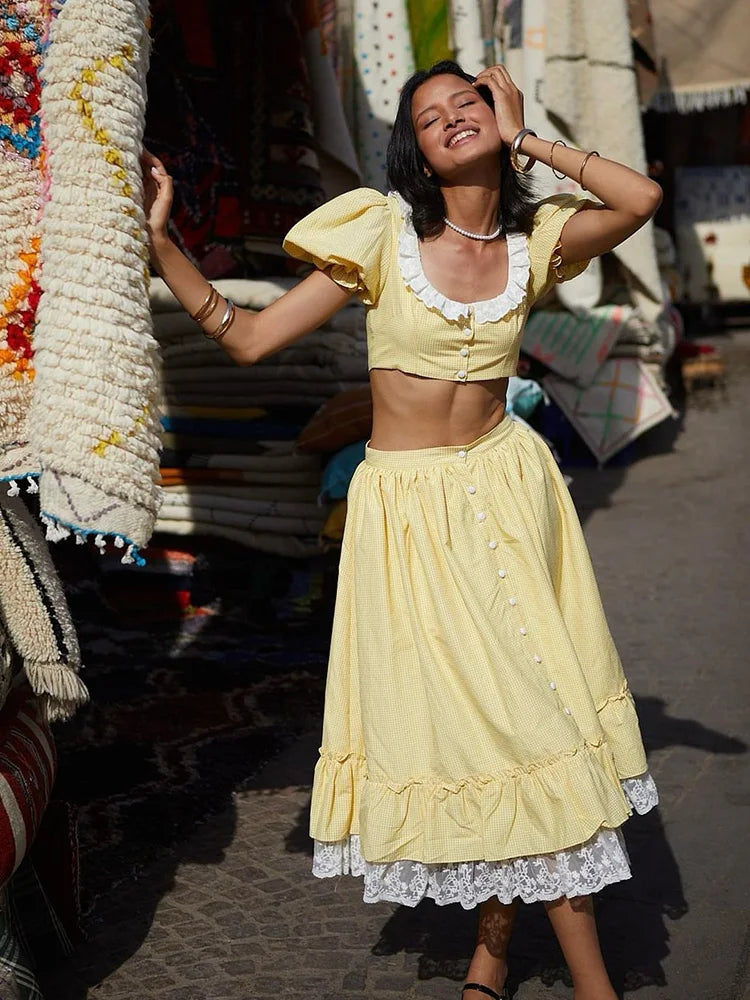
[42, 332, 750, 1000]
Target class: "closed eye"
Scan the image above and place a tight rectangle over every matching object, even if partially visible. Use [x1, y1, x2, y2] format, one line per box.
[458, 100, 476, 108]
[422, 118, 439, 129]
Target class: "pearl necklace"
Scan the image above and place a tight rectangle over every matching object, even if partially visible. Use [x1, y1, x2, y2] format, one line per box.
[443, 217, 501, 241]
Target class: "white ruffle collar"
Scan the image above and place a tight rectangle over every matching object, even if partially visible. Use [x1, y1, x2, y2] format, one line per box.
[390, 191, 530, 324]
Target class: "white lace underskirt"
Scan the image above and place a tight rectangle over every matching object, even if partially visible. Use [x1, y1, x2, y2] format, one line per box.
[312, 773, 658, 909]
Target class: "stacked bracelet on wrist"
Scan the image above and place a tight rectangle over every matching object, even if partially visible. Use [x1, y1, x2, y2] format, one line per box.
[190, 284, 237, 342]
[191, 286, 220, 324]
[509, 128, 537, 174]
[208, 298, 236, 342]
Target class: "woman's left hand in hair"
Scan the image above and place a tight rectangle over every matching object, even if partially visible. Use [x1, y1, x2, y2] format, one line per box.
[473, 65, 525, 146]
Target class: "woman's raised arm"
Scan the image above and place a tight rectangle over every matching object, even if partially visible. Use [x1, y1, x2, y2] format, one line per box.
[473, 66, 663, 264]
[143, 151, 353, 367]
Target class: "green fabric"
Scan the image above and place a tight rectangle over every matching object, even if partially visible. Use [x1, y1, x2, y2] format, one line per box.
[407, 0, 452, 70]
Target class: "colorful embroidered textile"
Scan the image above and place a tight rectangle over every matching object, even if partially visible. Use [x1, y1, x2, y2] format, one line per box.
[0, 0, 44, 488]
[406, 0, 451, 70]
[146, 0, 324, 271]
[522, 304, 635, 386]
[15, 0, 161, 562]
[352, 0, 414, 189]
[543, 359, 673, 465]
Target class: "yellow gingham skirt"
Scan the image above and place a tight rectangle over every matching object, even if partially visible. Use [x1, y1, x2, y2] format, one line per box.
[311, 417, 648, 865]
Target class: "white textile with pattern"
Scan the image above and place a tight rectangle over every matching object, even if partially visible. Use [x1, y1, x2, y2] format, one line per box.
[312, 773, 658, 909]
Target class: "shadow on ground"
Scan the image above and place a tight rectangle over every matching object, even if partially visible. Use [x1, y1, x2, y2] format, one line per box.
[282, 692, 745, 997]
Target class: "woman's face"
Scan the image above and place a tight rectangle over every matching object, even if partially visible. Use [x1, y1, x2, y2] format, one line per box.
[411, 73, 502, 180]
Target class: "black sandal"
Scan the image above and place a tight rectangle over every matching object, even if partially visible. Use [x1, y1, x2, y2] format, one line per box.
[462, 985, 510, 1000]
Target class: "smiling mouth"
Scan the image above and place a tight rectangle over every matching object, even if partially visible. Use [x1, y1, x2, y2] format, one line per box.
[448, 129, 478, 148]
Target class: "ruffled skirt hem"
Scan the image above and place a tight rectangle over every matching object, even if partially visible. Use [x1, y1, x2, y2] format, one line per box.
[312, 774, 658, 909]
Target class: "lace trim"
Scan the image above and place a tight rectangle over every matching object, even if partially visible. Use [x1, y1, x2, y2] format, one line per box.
[621, 772, 659, 814]
[390, 191, 531, 324]
[311, 773, 658, 909]
[314, 828, 631, 909]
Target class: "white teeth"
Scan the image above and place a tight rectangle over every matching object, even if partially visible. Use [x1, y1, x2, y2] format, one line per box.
[449, 129, 477, 147]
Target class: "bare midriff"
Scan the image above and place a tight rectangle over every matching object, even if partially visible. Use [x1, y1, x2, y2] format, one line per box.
[368, 368, 509, 450]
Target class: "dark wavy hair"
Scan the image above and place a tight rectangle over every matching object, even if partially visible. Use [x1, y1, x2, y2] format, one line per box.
[386, 60, 536, 241]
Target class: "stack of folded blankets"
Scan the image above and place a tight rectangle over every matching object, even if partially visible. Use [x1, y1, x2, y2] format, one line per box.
[150, 278, 369, 556]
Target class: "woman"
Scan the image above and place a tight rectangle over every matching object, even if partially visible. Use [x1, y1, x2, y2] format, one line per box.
[144, 60, 661, 1000]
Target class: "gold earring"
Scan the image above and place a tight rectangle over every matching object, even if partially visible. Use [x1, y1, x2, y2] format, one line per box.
[423, 166, 433, 178]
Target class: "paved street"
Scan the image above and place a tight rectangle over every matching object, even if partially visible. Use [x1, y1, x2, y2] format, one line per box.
[43, 331, 750, 1000]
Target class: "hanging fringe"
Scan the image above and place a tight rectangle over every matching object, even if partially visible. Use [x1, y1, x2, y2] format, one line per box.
[649, 82, 750, 114]
[24, 660, 90, 723]
[40, 513, 146, 565]
[3, 473, 42, 497]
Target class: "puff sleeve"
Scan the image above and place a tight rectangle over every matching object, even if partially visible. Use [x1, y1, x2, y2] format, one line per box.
[283, 188, 392, 306]
[527, 194, 598, 304]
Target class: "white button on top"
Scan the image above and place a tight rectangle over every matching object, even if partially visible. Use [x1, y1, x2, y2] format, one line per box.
[497, 569, 506, 578]
[460, 346, 469, 357]
[508, 597, 517, 606]
[564, 707, 572, 715]
[467, 485, 477, 495]
[476, 512, 486, 522]
[549, 681, 557, 690]
[519, 626, 528, 636]
[457, 369, 468, 379]
[462, 328, 472, 340]
[457, 449, 467, 458]
[534, 654, 542, 663]
[488, 540, 497, 550]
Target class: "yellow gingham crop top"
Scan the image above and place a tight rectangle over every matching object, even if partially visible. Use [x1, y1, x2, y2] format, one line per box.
[283, 187, 593, 382]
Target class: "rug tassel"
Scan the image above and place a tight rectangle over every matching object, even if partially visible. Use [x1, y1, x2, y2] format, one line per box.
[26, 476, 39, 494]
[94, 533, 106, 553]
[7, 480, 20, 497]
[41, 515, 71, 543]
[24, 661, 90, 723]
[121, 544, 135, 565]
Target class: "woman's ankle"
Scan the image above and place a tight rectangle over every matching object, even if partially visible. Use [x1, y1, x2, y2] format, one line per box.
[464, 947, 508, 992]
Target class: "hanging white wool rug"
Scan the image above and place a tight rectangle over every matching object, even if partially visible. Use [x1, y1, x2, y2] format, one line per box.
[0, 0, 45, 489]
[30, 0, 161, 565]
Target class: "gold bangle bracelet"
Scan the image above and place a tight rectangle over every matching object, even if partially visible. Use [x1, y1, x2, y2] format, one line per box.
[578, 150, 600, 191]
[191, 286, 219, 325]
[550, 139, 567, 180]
[205, 299, 236, 342]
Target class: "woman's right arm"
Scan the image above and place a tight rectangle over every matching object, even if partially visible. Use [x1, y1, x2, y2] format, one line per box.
[144, 152, 354, 366]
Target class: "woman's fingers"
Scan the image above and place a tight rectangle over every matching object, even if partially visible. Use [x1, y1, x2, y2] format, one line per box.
[474, 64, 520, 93]
[141, 148, 168, 177]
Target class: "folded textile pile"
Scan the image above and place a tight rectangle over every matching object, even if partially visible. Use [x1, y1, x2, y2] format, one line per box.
[521, 304, 674, 465]
[152, 277, 368, 409]
[152, 278, 370, 554]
